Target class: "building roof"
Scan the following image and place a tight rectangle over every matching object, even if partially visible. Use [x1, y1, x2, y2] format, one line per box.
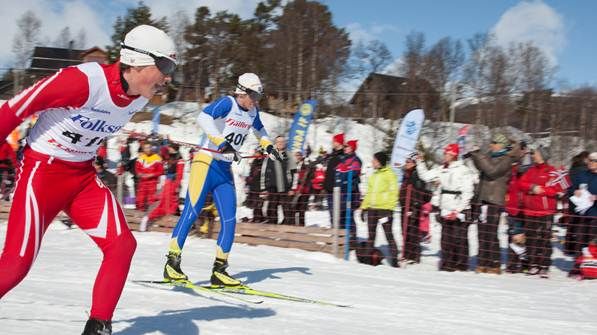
[29, 46, 85, 71]
[29, 46, 106, 72]
[349, 73, 410, 104]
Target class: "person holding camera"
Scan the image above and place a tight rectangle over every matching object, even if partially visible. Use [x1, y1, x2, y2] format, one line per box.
[468, 133, 519, 274]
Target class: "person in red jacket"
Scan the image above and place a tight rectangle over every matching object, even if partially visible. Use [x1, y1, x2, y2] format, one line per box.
[96, 139, 108, 162]
[0, 24, 177, 334]
[518, 146, 565, 277]
[573, 238, 597, 280]
[141, 144, 184, 231]
[505, 142, 531, 273]
[0, 141, 17, 200]
[311, 162, 325, 209]
[135, 143, 164, 211]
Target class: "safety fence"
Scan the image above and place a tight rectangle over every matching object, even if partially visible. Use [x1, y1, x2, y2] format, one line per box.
[1, 169, 595, 274]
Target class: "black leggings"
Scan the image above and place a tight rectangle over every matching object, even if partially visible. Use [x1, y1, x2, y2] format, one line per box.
[367, 209, 398, 264]
[440, 218, 469, 271]
[477, 204, 501, 268]
[524, 215, 553, 268]
[403, 204, 422, 262]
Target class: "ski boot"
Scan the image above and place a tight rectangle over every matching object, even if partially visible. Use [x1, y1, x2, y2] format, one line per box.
[210, 258, 241, 287]
[163, 250, 188, 282]
[81, 318, 111, 335]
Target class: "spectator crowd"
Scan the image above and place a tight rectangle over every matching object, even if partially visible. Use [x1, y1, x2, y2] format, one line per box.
[1, 129, 596, 280]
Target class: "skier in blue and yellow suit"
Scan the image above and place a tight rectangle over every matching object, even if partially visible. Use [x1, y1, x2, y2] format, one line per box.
[163, 73, 282, 286]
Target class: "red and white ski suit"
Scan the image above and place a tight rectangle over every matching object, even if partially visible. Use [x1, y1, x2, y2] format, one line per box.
[0, 61, 148, 321]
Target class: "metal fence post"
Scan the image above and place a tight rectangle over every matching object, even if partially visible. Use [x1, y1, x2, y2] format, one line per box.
[333, 186, 341, 258]
[344, 170, 353, 261]
[116, 172, 124, 204]
[401, 184, 412, 260]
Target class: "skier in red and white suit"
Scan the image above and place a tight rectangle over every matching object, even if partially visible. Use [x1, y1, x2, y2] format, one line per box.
[0, 25, 177, 335]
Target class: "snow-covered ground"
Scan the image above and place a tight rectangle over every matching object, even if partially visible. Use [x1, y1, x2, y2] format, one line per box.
[1, 219, 596, 335]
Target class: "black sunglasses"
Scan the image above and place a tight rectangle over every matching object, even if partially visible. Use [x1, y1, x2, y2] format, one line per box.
[236, 83, 263, 101]
[120, 43, 176, 76]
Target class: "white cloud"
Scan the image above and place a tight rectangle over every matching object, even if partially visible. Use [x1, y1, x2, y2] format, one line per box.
[345, 22, 399, 45]
[383, 57, 403, 76]
[491, 0, 566, 65]
[0, 0, 110, 70]
[143, 0, 261, 20]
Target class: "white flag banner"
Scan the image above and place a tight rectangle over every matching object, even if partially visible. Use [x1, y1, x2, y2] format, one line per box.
[390, 108, 425, 170]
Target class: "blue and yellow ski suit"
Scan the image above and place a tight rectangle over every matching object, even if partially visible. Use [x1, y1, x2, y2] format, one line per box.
[169, 96, 272, 259]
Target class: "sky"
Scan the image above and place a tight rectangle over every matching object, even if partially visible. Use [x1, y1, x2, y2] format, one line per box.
[0, 0, 595, 88]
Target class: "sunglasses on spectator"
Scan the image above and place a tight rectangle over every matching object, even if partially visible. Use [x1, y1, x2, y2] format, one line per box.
[236, 83, 263, 101]
[120, 43, 176, 76]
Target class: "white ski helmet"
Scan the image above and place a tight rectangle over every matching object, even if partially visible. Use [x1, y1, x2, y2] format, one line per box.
[120, 25, 177, 70]
[235, 73, 263, 95]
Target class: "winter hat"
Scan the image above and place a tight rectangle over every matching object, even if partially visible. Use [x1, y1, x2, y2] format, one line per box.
[235, 73, 263, 95]
[332, 133, 345, 145]
[536, 145, 550, 161]
[373, 151, 389, 166]
[492, 133, 509, 147]
[589, 152, 597, 161]
[444, 143, 459, 157]
[120, 25, 177, 68]
[346, 140, 358, 152]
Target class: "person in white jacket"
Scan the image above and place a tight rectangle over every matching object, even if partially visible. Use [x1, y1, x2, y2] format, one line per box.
[416, 144, 475, 271]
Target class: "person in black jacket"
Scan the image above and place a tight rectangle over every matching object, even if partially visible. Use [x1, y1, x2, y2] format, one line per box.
[400, 153, 430, 264]
[261, 136, 293, 224]
[323, 133, 345, 225]
[245, 147, 266, 223]
[565, 151, 590, 255]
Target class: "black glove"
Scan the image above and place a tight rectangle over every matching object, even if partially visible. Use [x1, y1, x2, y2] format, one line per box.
[218, 141, 240, 162]
[360, 209, 367, 222]
[266, 145, 282, 161]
